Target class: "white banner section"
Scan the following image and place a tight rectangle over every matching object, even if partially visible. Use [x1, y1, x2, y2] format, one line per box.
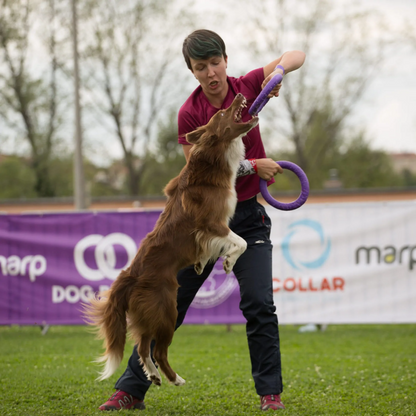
[267, 200, 416, 324]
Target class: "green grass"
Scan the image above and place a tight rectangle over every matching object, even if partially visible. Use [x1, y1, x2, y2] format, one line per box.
[0, 324, 415, 416]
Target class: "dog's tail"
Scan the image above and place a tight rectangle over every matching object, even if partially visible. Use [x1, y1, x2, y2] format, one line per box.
[83, 269, 133, 381]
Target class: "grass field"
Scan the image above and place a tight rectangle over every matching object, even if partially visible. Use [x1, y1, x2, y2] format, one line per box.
[0, 324, 415, 416]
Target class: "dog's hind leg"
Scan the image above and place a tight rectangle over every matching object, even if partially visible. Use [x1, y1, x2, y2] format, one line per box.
[153, 339, 185, 386]
[222, 231, 247, 274]
[153, 305, 185, 386]
[138, 335, 162, 386]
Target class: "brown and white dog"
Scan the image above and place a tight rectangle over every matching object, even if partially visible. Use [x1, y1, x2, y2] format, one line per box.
[84, 93, 259, 387]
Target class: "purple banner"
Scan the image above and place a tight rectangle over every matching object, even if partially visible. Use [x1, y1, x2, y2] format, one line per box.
[0, 211, 244, 326]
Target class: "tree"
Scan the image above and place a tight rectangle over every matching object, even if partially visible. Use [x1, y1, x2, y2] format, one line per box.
[71, 0, 193, 196]
[140, 111, 186, 196]
[269, 129, 404, 191]
[336, 135, 402, 189]
[0, 0, 65, 197]
[0, 155, 36, 198]
[240, 0, 396, 188]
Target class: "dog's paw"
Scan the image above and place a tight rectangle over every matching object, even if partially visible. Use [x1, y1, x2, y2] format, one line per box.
[194, 262, 203, 275]
[223, 263, 233, 274]
[223, 257, 234, 274]
[173, 373, 186, 386]
[150, 374, 162, 386]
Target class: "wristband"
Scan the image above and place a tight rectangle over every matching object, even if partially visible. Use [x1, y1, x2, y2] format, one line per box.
[248, 159, 258, 173]
[275, 64, 285, 75]
[237, 160, 256, 177]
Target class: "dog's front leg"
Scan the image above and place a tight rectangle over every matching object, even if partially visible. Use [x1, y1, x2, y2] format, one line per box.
[222, 231, 247, 274]
[194, 258, 209, 275]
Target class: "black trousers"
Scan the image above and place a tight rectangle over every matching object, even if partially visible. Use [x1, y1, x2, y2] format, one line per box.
[115, 197, 283, 398]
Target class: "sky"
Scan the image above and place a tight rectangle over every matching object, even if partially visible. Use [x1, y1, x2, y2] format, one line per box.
[183, 0, 416, 155]
[2, 0, 415, 162]
[355, 0, 416, 153]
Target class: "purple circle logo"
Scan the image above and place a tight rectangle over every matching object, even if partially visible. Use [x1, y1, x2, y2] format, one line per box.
[191, 261, 238, 309]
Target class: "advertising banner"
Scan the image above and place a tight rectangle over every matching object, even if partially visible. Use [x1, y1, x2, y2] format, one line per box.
[269, 200, 416, 324]
[0, 210, 243, 325]
[0, 200, 415, 325]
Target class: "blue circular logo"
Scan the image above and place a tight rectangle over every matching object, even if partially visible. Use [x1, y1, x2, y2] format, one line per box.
[282, 219, 331, 270]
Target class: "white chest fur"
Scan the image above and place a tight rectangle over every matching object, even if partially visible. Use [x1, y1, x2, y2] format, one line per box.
[224, 136, 246, 221]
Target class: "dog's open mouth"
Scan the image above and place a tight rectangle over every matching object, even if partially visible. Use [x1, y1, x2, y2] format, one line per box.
[234, 98, 247, 123]
[233, 97, 258, 126]
[229, 94, 258, 127]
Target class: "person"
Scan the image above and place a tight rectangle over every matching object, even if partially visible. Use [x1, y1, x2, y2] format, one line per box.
[99, 29, 305, 412]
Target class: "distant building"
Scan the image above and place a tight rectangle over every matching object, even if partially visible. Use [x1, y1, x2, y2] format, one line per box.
[94, 161, 127, 191]
[389, 153, 416, 174]
[323, 168, 343, 190]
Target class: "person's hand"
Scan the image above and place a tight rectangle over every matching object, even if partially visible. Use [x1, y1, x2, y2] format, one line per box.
[261, 68, 284, 98]
[256, 158, 283, 181]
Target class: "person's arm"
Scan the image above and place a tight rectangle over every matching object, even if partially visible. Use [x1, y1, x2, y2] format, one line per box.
[182, 144, 282, 180]
[262, 50, 306, 97]
[236, 158, 283, 180]
[182, 144, 192, 161]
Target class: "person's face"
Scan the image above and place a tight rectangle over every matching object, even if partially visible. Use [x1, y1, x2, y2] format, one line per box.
[190, 55, 228, 99]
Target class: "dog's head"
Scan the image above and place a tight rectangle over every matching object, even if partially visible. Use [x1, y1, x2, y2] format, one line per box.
[186, 93, 259, 147]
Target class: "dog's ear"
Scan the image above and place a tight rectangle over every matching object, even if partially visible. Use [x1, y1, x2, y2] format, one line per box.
[186, 127, 205, 144]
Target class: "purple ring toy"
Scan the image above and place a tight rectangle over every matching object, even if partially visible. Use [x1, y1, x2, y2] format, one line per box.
[248, 74, 309, 210]
[260, 161, 310, 211]
[249, 73, 283, 116]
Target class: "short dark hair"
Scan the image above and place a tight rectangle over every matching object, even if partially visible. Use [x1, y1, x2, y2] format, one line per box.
[182, 29, 227, 70]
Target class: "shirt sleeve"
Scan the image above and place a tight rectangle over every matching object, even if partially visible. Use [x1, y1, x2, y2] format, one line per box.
[238, 68, 264, 99]
[178, 107, 200, 145]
